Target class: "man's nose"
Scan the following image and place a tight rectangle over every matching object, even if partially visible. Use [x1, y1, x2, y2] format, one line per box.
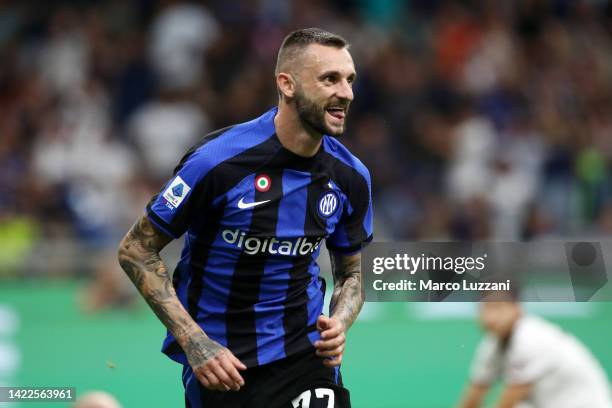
[335, 79, 354, 101]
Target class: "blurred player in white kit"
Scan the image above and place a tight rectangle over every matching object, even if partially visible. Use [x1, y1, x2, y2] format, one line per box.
[458, 297, 612, 408]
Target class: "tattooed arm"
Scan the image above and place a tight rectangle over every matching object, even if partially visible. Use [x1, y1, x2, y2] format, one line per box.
[117, 216, 246, 391]
[314, 251, 364, 367]
[329, 251, 364, 329]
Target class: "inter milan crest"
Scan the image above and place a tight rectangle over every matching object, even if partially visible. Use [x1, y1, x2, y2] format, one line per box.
[255, 174, 271, 192]
[317, 190, 339, 218]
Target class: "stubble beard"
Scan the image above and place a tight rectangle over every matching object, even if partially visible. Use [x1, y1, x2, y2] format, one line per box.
[294, 88, 345, 137]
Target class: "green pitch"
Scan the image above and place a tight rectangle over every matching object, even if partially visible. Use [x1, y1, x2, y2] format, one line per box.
[1, 281, 611, 408]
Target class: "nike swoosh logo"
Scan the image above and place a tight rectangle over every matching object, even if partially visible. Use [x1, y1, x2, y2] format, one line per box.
[237, 197, 270, 209]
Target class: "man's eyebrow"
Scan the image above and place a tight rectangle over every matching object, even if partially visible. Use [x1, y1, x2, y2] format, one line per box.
[318, 70, 339, 78]
[318, 70, 357, 79]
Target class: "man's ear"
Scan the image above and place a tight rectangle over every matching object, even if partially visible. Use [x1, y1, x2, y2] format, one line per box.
[276, 72, 296, 99]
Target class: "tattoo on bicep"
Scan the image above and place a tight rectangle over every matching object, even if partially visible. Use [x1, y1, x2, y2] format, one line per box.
[127, 216, 172, 253]
[118, 216, 170, 290]
[329, 252, 364, 330]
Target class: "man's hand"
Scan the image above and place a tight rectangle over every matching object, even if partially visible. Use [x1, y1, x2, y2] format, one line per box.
[183, 331, 247, 392]
[314, 315, 346, 367]
[457, 383, 489, 408]
[495, 383, 532, 408]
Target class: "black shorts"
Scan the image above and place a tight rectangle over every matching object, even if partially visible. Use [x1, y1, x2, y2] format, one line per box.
[182, 349, 351, 408]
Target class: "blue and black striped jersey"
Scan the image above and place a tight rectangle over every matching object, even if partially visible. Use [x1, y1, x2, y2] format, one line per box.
[146, 107, 373, 368]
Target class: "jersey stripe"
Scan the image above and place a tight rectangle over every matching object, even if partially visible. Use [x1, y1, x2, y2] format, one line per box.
[226, 167, 284, 366]
[264, 169, 310, 361]
[172, 244, 191, 314]
[306, 247, 325, 346]
[196, 189, 252, 347]
[303, 178, 327, 345]
[253, 169, 311, 365]
[254, 261, 291, 364]
[187, 200, 227, 318]
[283, 172, 327, 356]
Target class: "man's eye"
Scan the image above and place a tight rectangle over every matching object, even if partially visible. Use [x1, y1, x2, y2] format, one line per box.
[324, 76, 336, 83]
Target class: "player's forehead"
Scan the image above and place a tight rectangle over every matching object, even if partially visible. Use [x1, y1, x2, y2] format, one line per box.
[299, 43, 355, 77]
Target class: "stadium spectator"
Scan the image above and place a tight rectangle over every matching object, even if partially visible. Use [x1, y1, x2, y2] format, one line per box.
[0, 0, 612, 275]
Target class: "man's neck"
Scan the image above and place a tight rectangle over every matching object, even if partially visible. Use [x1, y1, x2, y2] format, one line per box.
[274, 102, 323, 158]
[500, 310, 523, 345]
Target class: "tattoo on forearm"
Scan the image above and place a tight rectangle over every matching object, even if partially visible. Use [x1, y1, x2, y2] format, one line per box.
[329, 252, 364, 330]
[118, 217, 203, 346]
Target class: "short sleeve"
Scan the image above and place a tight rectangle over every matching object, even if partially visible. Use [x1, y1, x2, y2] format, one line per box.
[470, 336, 502, 385]
[146, 149, 212, 239]
[326, 167, 373, 254]
[504, 338, 550, 385]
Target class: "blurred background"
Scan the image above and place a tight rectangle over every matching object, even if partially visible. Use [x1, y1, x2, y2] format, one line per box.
[0, 0, 611, 407]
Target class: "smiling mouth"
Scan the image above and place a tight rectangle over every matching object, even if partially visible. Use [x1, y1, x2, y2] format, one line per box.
[325, 106, 346, 121]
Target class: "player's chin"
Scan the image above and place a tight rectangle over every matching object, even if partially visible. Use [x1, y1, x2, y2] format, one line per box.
[324, 123, 345, 137]
[324, 112, 346, 136]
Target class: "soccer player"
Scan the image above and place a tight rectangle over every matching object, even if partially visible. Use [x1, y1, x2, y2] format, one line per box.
[117, 28, 372, 408]
[458, 298, 612, 408]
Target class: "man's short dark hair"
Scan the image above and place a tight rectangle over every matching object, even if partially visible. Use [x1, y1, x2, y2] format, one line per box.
[275, 28, 349, 75]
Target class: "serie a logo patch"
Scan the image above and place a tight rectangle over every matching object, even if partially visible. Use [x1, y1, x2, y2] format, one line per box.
[163, 176, 191, 209]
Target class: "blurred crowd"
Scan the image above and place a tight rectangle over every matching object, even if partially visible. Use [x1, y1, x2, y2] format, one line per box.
[2, 0, 612, 278]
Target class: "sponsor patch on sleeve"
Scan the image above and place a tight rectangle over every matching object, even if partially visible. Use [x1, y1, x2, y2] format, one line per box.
[162, 176, 191, 209]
